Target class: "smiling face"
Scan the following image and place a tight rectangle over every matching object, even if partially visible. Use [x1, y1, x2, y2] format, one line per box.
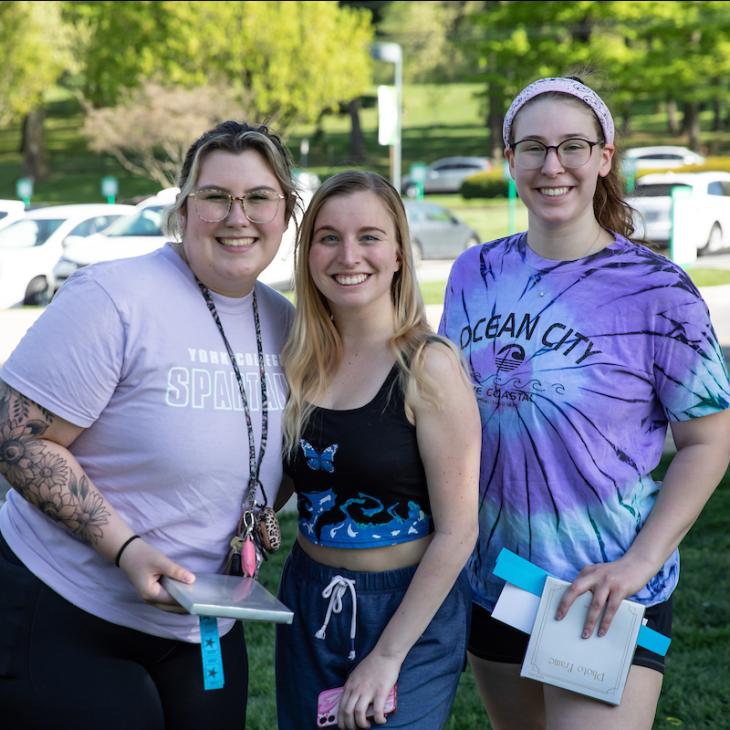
[180, 149, 288, 297]
[307, 190, 401, 319]
[506, 96, 614, 234]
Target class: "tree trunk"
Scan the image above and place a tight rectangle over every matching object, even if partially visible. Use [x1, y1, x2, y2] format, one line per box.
[682, 101, 701, 151]
[487, 77, 504, 161]
[712, 97, 721, 132]
[348, 98, 366, 164]
[666, 99, 678, 134]
[620, 110, 631, 137]
[21, 107, 48, 181]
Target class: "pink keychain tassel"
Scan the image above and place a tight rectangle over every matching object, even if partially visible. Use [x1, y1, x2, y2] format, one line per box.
[242, 535, 257, 577]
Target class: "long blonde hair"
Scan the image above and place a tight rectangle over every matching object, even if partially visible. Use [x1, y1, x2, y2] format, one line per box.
[282, 171, 463, 456]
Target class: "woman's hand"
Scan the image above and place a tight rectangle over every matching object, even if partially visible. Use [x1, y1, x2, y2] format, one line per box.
[117, 537, 196, 613]
[337, 651, 401, 729]
[558, 411, 730, 639]
[555, 554, 655, 638]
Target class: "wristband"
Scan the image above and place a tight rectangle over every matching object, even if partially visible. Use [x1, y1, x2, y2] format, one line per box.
[114, 534, 141, 567]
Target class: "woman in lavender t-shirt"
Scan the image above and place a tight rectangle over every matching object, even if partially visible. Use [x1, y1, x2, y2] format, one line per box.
[439, 77, 730, 729]
[0, 122, 297, 728]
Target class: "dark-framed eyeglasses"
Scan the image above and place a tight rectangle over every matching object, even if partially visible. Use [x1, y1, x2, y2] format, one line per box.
[188, 189, 285, 224]
[511, 138, 603, 170]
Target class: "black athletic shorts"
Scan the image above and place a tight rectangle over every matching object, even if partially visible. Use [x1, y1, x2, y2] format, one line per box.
[468, 596, 672, 674]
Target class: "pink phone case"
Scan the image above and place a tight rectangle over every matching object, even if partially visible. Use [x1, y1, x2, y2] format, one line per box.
[316, 684, 397, 727]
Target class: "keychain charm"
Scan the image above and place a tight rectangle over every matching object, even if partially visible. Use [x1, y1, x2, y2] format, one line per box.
[241, 510, 257, 578]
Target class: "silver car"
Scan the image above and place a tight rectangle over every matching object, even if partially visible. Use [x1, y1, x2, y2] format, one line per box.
[405, 201, 480, 261]
[401, 156, 491, 196]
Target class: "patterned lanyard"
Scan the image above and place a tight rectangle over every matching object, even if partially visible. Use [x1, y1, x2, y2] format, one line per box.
[195, 277, 269, 511]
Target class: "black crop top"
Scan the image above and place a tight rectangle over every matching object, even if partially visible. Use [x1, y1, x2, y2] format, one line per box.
[284, 366, 432, 548]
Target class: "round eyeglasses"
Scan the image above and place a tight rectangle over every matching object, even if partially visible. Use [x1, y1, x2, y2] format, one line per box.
[511, 138, 603, 170]
[188, 189, 285, 224]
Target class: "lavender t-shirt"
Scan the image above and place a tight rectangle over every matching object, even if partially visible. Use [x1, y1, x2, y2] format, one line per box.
[439, 233, 730, 611]
[0, 244, 293, 641]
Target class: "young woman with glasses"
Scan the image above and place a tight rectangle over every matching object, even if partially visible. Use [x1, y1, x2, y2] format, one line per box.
[439, 77, 730, 729]
[0, 121, 298, 728]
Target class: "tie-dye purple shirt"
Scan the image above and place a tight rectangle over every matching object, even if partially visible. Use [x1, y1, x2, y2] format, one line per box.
[439, 232, 730, 611]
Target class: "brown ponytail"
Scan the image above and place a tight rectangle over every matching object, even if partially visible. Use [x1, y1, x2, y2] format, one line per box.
[594, 155, 637, 239]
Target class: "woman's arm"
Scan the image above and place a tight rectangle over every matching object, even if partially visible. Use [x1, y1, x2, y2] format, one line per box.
[274, 474, 295, 512]
[0, 379, 194, 606]
[557, 408, 730, 637]
[337, 345, 481, 728]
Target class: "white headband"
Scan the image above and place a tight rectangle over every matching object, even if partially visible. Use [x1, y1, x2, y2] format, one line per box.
[503, 77, 614, 147]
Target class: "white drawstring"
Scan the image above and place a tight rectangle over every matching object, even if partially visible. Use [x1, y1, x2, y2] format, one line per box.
[314, 575, 358, 660]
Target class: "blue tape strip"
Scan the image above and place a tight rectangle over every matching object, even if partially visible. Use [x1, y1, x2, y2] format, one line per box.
[638, 625, 671, 657]
[199, 616, 225, 690]
[493, 548, 547, 597]
[492, 548, 671, 656]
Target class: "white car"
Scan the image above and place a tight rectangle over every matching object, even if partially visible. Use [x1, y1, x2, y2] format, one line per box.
[0, 203, 136, 308]
[627, 171, 730, 254]
[0, 200, 25, 232]
[56, 186, 312, 292]
[623, 146, 705, 172]
[53, 188, 180, 288]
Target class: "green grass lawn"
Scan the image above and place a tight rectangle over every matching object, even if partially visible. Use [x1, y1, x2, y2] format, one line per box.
[418, 266, 730, 307]
[247, 457, 730, 728]
[4, 82, 730, 204]
[285, 265, 730, 309]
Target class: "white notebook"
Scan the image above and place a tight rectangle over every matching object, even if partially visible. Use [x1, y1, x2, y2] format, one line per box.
[162, 573, 293, 623]
[520, 576, 644, 705]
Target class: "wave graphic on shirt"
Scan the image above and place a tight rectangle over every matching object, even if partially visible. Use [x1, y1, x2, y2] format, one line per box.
[298, 489, 431, 546]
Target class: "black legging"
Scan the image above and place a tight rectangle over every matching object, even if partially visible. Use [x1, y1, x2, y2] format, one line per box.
[0, 533, 248, 729]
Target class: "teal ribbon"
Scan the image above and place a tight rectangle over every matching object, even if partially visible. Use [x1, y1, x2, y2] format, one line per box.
[199, 616, 225, 690]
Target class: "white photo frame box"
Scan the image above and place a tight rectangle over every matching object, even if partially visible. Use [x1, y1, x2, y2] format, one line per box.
[162, 573, 293, 623]
[520, 576, 644, 705]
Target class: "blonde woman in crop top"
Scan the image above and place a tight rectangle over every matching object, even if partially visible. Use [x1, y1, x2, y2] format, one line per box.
[274, 171, 480, 729]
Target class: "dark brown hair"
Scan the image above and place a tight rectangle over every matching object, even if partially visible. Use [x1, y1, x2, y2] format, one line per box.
[163, 121, 300, 240]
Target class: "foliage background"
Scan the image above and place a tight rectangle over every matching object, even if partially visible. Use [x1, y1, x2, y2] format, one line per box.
[3, 1, 730, 193]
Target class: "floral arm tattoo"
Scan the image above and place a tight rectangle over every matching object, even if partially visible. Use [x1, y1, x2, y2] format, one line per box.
[0, 381, 110, 545]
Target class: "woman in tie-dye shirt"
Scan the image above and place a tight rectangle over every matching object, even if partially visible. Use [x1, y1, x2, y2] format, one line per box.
[439, 77, 730, 730]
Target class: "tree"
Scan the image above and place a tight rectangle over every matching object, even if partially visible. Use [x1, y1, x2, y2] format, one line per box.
[0, 1, 71, 180]
[463, 1, 730, 156]
[379, 1, 478, 82]
[68, 1, 374, 133]
[467, 1, 606, 159]
[82, 82, 242, 188]
[627, 1, 730, 151]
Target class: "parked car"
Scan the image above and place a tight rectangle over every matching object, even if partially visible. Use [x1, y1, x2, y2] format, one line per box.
[0, 200, 25, 232]
[404, 200, 480, 261]
[55, 186, 313, 293]
[293, 169, 321, 194]
[0, 203, 135, 308]
[623, 146, 705, 172]
[53, 189, 179, 288]
[627, 171, 730, 254]
[401, 157, 491, 196]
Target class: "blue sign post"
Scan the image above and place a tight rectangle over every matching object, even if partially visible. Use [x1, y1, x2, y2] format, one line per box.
[408, 163, 427, 200]
[502, 162, 517, 235]
[621, 158, 637, 194]
[101, 176, 119, 204]
[16, 177, 33, 207]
